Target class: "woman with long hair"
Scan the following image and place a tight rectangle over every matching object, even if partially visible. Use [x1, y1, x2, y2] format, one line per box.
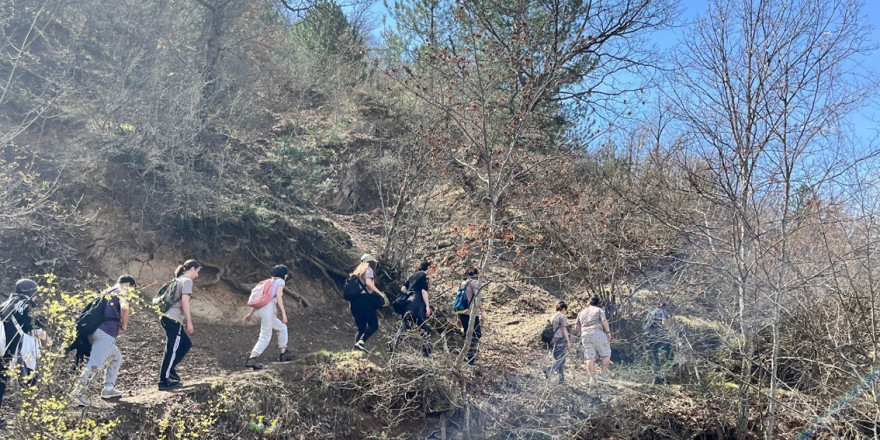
[349, 254, 388, 351]
[158, 259, 201, 391]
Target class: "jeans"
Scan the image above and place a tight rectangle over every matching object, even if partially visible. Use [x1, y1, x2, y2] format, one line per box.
[649, 340, 673, 371]
[391, 311, 431, 355]
[547, 340, 568, 382]
[458, 314, 481, 364]
[78, 329, 121, 390]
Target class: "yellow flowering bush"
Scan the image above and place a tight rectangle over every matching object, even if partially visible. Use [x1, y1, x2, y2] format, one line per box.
[5, 273, 131, 440]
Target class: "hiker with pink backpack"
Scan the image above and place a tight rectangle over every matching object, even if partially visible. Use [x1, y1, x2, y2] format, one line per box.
[243, 264, 293, 369]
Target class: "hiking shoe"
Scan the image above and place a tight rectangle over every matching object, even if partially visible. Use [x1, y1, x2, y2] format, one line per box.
[100, 388, 122, 399]
[542, 368, 550, 380]
[597, 374, 609, 382]
[278, 351, 293, 362]
[169, 369, 181, 382]
[588, 377, 596, 385]
[245, 357, 263, 370]
[73, 394, 91, 407]
[354, 340, 367, 352]
[158, 381, 181, 391]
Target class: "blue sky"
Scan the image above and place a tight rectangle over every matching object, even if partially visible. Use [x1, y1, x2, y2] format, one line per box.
[364, 0, 879, 146]
[670, 0, 880, 146]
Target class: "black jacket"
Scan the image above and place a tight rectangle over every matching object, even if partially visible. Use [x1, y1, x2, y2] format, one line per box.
[1, 294, 39, 358]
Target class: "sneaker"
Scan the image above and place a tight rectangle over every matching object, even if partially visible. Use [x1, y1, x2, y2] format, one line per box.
[169, 369, 181, 382]
[158, 381, 181, 391]
[73, 394, 91, 407]
[597, 374, 609, 382]
[588, 377, 596, 385]
[278, 351, 293, 362]
[245, 357, 263, 370]
[354, 340, 366, 352]
[542, 368, 550, 380]
[100, 388, 122, 399]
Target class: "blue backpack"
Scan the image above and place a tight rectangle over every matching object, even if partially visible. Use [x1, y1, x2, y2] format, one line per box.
[453, 281, 470, 314]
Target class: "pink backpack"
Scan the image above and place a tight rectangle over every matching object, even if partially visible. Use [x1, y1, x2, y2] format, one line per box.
[247, 278, 276, 308]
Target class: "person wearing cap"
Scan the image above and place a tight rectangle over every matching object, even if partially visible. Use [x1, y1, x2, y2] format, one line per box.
[72, 275, 134, 406]
[0, 278, 44, 428]
[243, 264, 294, 369]
[390, 258, 433, 356]
[348, 254, 388, 352]
[644, 302, 673, 384]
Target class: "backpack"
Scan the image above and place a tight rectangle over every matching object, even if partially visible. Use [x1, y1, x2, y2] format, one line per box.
[540, 319, 556, 347]
[247, 278, 276, 308]
[342, 276, 366, 301]
[152, 279, 179, 313]
[75, 294, 110, 339]
[66, 293, 113, 365]
[453, 281, 470, 315]
[392, 290, 414, 315]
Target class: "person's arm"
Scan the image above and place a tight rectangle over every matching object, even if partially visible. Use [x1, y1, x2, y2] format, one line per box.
[468, 282, 485, 321]
[364, 276, 382, 295]
[182, 295, 194, 335]
[602, 316, 611, 341]
[120, 300, 130, 332]
[422, 289, 431, 317]
[574, 314, 582, 334]
[276, 285, 288, 324]
[377, 291, 389, 307]
[244, 306, 256, 322]
[562, 318, 570, 345]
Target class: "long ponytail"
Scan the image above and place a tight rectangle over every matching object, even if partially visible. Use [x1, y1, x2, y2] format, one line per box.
[175, 259, 202, 277]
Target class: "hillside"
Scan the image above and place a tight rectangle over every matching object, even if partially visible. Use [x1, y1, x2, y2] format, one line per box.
[2, 0, 879, 439]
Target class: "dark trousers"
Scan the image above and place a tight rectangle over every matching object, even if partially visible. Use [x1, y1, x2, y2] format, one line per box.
[0, 351, 34, 409]
[351, 307, 379, 343]
[392, 311, 431, 355]
[458, 314, 481, 364]
[545, 340, 568, 382]
[649, 340, 673, 371]
[160, 317, 191, 382]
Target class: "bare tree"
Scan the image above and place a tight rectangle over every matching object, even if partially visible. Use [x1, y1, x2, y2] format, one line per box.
[668, 0, 876, 437]
[386, 0, 674, 366]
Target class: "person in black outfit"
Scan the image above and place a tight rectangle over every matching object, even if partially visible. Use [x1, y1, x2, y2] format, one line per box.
[350, 254, 389, 351]
[390, 259, 433, 355]
[0, 279, 44, 429]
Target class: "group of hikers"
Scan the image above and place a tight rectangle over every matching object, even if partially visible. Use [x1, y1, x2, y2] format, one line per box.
[0, 253, 674, 427]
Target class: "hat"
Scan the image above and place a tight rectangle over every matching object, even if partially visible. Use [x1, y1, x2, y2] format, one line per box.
[360, 253, 378, 263]
[15, 278, 39, 296]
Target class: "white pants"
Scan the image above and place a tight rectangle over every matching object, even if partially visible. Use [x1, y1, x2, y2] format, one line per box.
[250, 302, 288, 356]
[79, 328, 121, 389]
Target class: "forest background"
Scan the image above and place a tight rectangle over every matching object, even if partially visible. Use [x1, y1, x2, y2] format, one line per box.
[1, 0, 880, 438]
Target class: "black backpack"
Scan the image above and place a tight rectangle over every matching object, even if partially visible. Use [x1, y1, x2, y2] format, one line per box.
[392, 290, 414, 315]
[76, 295, 110, 337]
[540, 319, 556, 347]
[342, 276, 367, 301]
[66, 293, 111, 366]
